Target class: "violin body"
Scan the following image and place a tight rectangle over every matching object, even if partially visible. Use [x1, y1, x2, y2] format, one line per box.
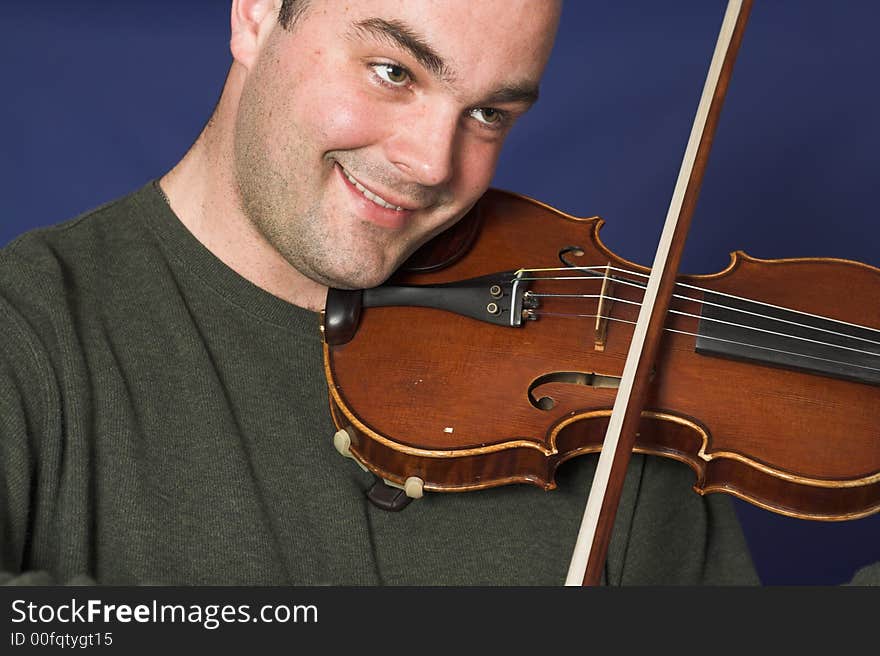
[323, 189, 880, 520]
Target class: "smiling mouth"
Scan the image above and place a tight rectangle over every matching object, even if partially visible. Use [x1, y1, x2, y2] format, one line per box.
[338, 165, 408, 212]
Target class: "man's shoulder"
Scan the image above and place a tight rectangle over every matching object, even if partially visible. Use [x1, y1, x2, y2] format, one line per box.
[0, 181, 170, 332]
[1, 182, 157, 276]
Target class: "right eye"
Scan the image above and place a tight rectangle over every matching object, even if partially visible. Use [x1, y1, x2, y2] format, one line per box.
[371, 63, 412, 87]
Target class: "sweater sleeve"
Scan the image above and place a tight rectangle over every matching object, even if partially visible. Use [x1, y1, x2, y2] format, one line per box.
[0, 287, 63, 583]
[847, 561, 880, 585]
[0, 294, 47, 580]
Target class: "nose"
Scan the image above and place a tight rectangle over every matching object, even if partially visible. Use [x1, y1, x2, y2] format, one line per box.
[384, 101, 458, 188]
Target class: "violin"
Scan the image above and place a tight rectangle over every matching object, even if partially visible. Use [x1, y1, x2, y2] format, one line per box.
[323, 188, 880, 516]
[321, 0, 880, 583]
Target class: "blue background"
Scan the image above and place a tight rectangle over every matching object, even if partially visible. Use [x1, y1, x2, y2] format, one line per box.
[2, 1, 878, 584]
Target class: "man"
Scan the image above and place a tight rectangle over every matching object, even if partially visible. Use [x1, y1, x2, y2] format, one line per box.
[0, 0, 783, 585]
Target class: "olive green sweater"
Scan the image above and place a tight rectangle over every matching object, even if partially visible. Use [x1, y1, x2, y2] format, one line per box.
[0, 182, 763, 586]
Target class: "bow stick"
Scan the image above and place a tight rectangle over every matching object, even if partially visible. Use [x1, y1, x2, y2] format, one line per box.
[565, 0, 755, 586]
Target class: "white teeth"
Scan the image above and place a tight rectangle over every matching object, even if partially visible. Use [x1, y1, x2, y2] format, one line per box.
[341, 167, 404, 211]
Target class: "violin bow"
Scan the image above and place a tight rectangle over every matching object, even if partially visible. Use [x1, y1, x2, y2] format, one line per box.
[565, 0, 754, 586]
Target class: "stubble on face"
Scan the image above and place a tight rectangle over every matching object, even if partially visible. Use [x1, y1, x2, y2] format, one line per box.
[231, 1, 562, 293]
[233, 29, 403, 291]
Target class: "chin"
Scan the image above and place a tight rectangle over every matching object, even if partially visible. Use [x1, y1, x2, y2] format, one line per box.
[334, 272, 392, 290]
[314, 262, 395, 291]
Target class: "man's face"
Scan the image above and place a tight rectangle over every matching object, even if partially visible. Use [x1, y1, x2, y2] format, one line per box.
[234, 0, 561, 290]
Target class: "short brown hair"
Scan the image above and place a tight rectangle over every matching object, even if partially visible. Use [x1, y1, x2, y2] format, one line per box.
[278, 0, 312, 30]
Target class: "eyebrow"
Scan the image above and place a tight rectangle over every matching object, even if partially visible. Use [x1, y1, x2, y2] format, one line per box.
[484, 84, 540, 108]
[351, 18, 454, 83]
[349, 17, 541, 109]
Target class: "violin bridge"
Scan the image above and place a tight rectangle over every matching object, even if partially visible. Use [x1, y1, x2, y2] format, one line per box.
[594, 263, 613, 351]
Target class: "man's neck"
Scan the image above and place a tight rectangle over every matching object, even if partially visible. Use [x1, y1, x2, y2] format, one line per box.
[158, 106, 328, 313]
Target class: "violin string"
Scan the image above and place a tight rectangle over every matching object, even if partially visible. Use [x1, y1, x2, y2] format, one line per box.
[531, 311, 880, 374]
[514, 265, 880, 346]
[516, 265, 880, 339]
[531, 292, 880, 359]
[533, 286, 880, 347]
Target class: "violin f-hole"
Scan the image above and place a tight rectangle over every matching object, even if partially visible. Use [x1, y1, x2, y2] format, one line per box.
[528, 371, 622, 410]
[558, 245, 586, 268]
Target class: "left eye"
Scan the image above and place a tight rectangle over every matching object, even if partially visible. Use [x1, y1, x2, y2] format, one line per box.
[372, 63, 410, 86]
[470, 107, 503, 126]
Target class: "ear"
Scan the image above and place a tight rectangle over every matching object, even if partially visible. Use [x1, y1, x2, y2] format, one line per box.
[230, 0, 283, 69]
